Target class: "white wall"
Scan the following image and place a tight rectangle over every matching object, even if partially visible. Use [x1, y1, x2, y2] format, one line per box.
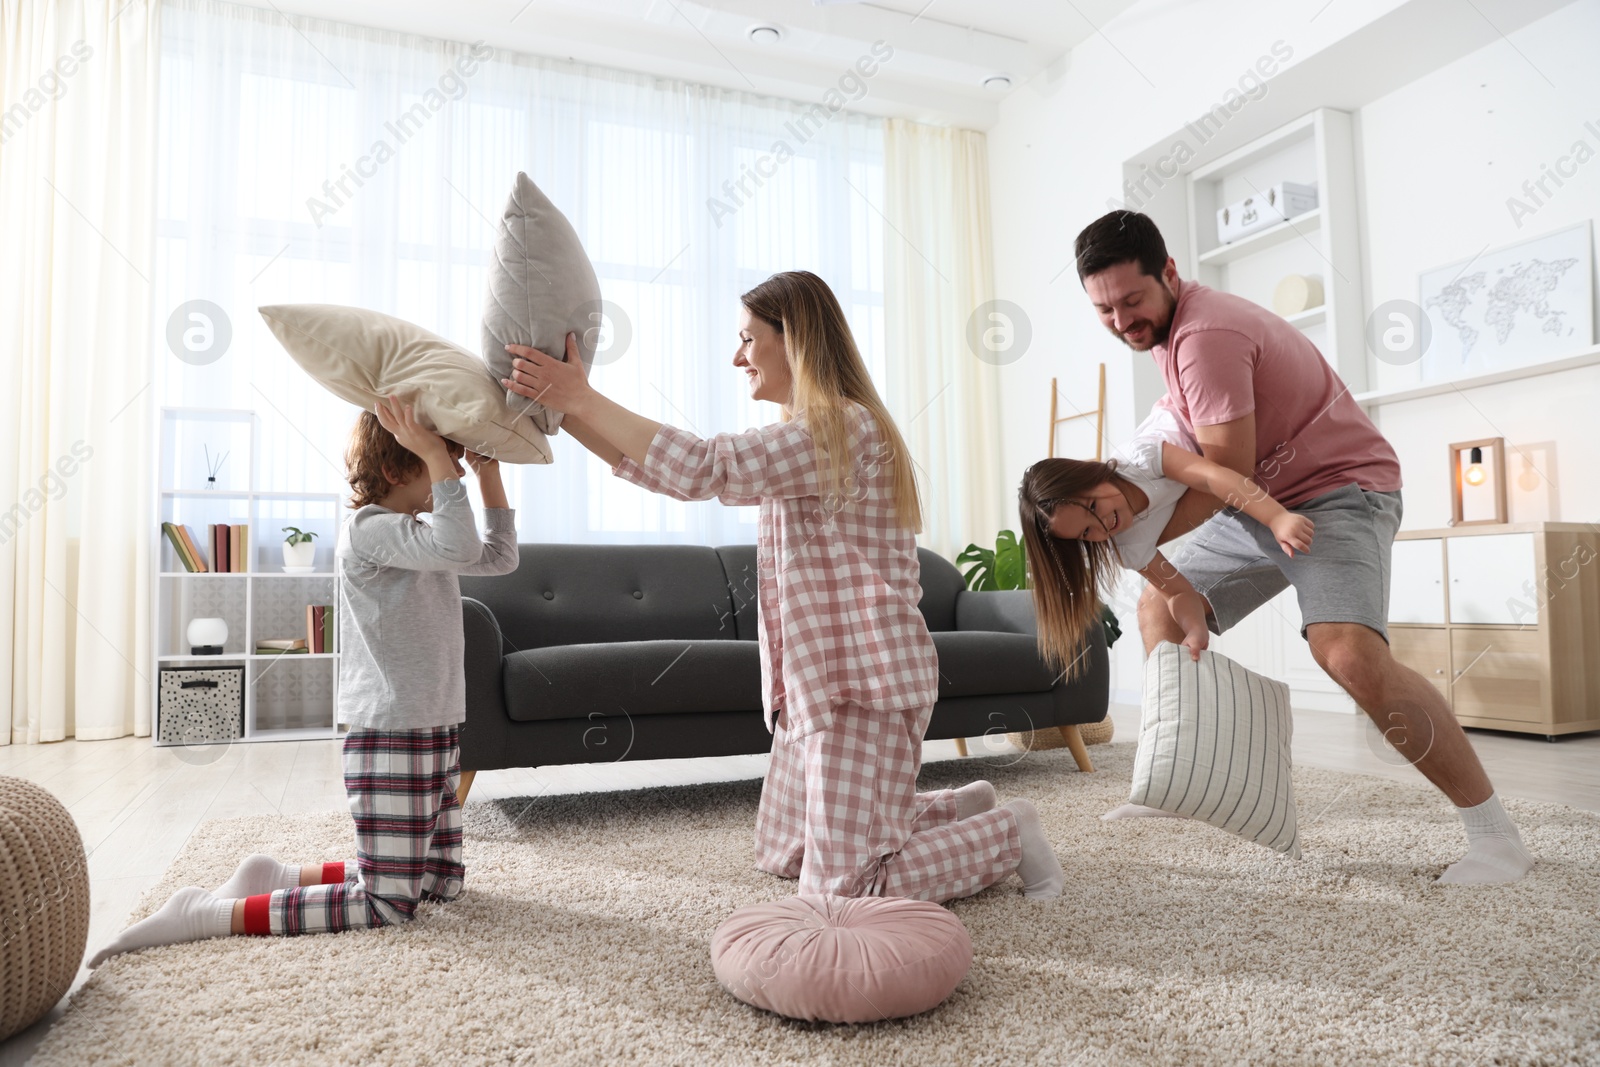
[1359, 1, 1600, 528]
[985, 0, 1598, 700]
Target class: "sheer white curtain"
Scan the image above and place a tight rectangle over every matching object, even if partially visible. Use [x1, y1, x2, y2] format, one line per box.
[1, 0, 159, 743]
[882, 119, 1005, 559]
[156, 0, 886, 548]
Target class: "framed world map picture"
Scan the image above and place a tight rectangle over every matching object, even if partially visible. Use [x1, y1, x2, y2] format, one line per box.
[1418, 220, 1594, 384]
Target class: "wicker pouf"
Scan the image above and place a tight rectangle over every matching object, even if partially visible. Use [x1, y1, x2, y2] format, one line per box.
[1, 777, 90, 1041]
[1007, 718, 1114, 752]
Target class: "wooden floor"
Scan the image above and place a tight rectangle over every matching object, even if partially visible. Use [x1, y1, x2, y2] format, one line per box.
[2, 704, 1595, 1064]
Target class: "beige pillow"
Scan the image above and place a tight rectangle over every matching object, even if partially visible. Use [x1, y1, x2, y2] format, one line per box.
[259, 304, 552, 464]
[1129, 642, 1301, 857]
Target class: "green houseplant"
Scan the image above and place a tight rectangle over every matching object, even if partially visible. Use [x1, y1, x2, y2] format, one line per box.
[281, 526, 318, 570]
[956, 530, 1121, 647]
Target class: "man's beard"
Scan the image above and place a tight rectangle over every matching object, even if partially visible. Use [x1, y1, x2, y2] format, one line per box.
[1111, 282, 1177, 350]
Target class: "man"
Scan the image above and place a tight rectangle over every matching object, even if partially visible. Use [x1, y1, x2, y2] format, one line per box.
[1073, 209, 1530, 885]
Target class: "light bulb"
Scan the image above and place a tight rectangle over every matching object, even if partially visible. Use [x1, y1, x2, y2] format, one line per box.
[1463, 446, 1486, 486]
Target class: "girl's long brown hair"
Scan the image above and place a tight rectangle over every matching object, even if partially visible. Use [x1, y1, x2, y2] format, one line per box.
[1018, 457, 1124, 677]
[741, 271, 922, 532]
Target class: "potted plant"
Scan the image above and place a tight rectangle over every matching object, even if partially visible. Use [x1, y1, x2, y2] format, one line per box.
[281, 526, 318, 570]
[955, 530, 1121, 646]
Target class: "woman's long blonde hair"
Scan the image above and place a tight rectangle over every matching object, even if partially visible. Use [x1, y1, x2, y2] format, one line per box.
[741, 271, 922, 533]
[1017, 457, 1124, 677]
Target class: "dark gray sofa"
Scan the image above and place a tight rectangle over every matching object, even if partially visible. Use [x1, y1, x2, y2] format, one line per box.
[457, 544, 1107, 785]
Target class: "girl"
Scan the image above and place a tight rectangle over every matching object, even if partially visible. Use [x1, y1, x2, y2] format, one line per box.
[90, 397, 518, 965]
[505, 270, 1066, 901]
[1021, 404, 1315, 669]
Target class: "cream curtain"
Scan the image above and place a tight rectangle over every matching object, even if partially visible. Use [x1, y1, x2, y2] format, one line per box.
[0, 0, 159, 742]
[882, 119, 1005, 560]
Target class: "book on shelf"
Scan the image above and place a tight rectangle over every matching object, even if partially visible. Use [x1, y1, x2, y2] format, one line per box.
[305, 603, 333, 653]
[255, 646, 309, 655]
[176, 525, 208, 571]
[161, 522, 205, 572]
[256, 638, 306, 650]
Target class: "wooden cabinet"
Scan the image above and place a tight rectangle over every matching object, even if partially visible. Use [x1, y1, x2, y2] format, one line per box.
[1388, 524, 1600, 740]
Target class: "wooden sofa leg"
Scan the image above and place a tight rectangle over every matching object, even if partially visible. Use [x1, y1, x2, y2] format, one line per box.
[953, 737, 969, 757]
[456, 770, 477, 806]
[1058, 725, 1094, 773]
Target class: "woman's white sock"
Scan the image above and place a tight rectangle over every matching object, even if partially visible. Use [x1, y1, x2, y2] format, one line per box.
[1438, 793, 1533, 885]
[1004, 799, 1065, 899]
[954, 781, 998, 820]
[88, 887, 234, 968]
[214, 854, 300, 899]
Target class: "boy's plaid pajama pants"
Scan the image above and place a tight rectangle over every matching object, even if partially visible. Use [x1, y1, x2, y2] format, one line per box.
[753, 703, 1021, 902]
[255, 726, 464, 935]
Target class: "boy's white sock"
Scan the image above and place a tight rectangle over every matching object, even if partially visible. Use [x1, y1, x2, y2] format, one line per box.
[1101, 802, 1190, 821]
[1004, 799, 1065, 899]
[88, 887, 234, 968]
[954, 781, 997, 820]
[214, 854, 301, 899]
[1438, 793, 1533, 885]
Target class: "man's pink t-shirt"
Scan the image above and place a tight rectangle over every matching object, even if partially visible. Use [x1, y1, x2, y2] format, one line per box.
[1151, 280, 1401, 507]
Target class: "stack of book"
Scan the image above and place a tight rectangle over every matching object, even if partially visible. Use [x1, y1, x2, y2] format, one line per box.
[159, 522, 249, 572]
[256, 638, 308, 655]
[304, 604, 334, 654]
[207, 524, 249, 573]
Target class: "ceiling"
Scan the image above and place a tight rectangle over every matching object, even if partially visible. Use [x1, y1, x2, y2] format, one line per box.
[237, 0, 1142, 127]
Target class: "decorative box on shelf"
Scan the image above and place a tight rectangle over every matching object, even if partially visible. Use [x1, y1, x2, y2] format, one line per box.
[1216, 181, 1317, 244]
[157, 666, 245, 744]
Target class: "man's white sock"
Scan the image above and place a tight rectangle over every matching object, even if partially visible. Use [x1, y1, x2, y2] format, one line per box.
[88, 887, 234, 968]
[954, 781, 997, 820]
[1438, 793, 1533, 885]
[214, 854, 301, 899]
[1004, 799, 1065, 899]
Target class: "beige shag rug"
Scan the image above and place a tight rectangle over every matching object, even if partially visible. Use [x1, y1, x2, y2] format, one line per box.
[37, 745, 1600, 1067]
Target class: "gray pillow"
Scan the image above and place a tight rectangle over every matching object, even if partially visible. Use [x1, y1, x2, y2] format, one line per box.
[481, 172, 601, 435]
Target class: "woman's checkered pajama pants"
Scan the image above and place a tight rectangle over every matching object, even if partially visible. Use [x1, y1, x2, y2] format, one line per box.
[753, 704, 1021, 901]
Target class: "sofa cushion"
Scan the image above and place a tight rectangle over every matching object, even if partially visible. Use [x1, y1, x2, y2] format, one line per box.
[711, 545, 964, 639]
[916, 549, 964, 633]
[460, 544, 738, 651]
[931, 631, 1057, 699]
[504, 640, 760, 723]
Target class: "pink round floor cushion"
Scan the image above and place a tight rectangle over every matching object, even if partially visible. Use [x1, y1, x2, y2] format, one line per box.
[710, 895, 972, 1024]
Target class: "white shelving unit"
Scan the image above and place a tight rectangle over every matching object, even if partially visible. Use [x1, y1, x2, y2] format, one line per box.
[152, 407, 344, 744]
[1184, 108, 1367, 393]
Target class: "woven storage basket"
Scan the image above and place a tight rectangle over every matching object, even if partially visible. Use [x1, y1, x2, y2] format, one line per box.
[1006, 718, 1114, 751]
[1, 777, 90, 1041]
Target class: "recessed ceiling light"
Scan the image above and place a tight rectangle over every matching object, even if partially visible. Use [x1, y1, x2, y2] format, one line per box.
[748, 25, 782, 45]
[983, 75, 1013, 92]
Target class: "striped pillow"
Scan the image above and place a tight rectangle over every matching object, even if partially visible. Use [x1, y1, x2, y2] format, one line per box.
[1129, 642, 1301, 858]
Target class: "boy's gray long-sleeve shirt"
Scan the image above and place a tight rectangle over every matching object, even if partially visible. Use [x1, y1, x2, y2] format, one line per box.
[335, 478, 518, 731]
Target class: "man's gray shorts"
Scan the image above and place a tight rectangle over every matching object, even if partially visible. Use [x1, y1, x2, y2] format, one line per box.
[1166, 483, 1403, 641]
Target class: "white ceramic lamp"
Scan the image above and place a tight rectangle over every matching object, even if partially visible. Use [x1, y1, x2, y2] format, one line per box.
[187, 617, 228, 655]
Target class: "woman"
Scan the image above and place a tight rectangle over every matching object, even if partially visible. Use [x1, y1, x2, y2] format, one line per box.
[504, 270, 1064, 901]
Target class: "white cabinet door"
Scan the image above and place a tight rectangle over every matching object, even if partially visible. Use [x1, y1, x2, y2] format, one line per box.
[1390, 539, 1445, 624]
[1447, 533, 1537, 625]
